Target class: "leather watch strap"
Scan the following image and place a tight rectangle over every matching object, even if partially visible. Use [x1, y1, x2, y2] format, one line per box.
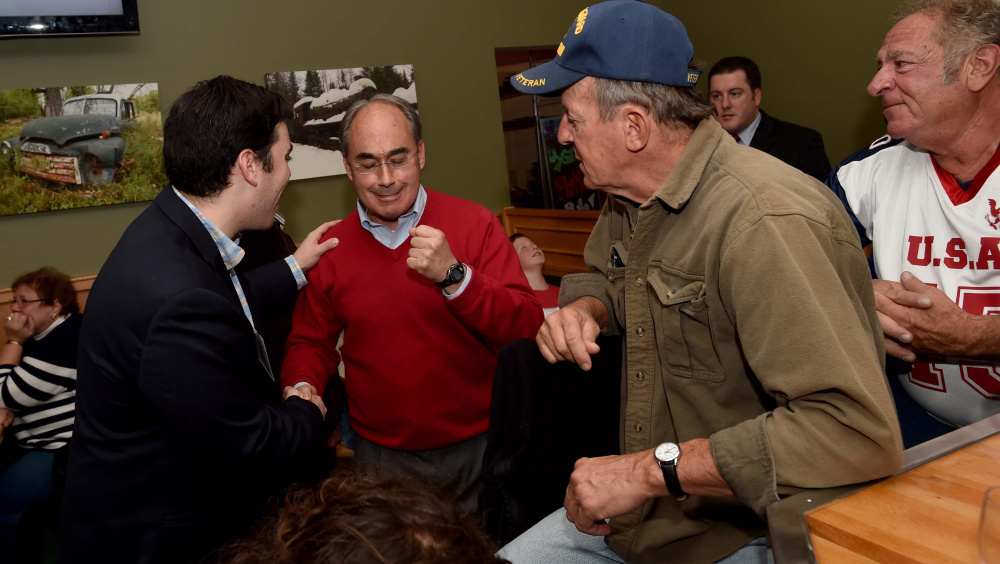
[659, 460, 687, 501]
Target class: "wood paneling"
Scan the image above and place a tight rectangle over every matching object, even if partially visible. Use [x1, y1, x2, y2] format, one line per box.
[500, 206, 599, 278]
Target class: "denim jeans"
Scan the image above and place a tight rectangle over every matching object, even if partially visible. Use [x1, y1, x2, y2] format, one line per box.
[497, 507, 773, 564]
[0, 449, 55, 553]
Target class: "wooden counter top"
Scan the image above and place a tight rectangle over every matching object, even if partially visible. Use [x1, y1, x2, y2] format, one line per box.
[805, 433, 1000, 563]
[767, 414, 1000, 563]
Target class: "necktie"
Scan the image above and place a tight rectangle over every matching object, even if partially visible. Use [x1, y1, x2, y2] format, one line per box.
[733, 134, 741, 144]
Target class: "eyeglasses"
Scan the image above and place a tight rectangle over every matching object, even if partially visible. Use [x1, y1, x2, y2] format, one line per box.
[11, 298, 46, 307]
[351, 153, 417, 175]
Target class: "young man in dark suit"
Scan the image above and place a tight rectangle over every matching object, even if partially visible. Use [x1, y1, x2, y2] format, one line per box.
[709, 56, 832, 181]
[59, 76, 338, 564]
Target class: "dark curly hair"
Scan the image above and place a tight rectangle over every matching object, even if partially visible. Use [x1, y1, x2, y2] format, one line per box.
[216, 471, 507, 564]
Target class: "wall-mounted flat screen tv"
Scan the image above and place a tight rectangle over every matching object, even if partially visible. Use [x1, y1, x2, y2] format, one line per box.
[0, 0, 139, 38]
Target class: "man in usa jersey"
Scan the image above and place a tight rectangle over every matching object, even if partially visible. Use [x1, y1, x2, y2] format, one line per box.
[829, 0, 1000, 442]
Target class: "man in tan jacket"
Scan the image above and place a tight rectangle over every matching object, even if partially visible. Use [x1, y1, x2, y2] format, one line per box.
[501, 2, 903, 563]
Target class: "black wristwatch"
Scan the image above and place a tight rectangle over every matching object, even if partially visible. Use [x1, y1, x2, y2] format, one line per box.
[654, 442, 688, 501]
[436, 262, 466, 288]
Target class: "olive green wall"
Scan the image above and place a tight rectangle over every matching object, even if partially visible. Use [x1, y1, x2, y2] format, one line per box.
[0, 0, 900, 283]
[667, 0, 900, 164]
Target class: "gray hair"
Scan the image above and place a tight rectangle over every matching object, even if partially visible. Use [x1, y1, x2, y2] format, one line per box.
[340, 93, 422, 157]
[592, 60, 713, 129]
[894, 0, 1000, 83]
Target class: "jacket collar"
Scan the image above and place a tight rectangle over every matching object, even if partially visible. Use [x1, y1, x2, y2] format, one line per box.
[749, 109, 773, 147]
[644, 118, 725, 212]
[154, 186, 229, 271]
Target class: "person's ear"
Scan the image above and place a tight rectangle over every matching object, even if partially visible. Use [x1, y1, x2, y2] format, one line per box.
[343, 152, 354, 182]
[236, 149, 260, 186]
[622, 105, 650, 153]
[50, 299, 62, 318]
[967, 44, 1000, 93]
[416, 140, 426, 170]
[753, 88, 762, 108]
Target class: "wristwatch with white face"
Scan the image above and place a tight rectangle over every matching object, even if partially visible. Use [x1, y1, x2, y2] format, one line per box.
[654, 442, 688, 501]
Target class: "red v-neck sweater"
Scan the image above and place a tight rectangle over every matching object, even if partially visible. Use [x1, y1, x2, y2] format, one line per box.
[282, 189, 543, 450]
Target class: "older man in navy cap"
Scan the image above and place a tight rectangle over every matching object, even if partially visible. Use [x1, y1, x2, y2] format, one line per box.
[499, 2, 902, 563]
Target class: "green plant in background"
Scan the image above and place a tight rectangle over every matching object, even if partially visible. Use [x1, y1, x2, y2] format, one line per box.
[65, 85, 96, 99]
[135, 91, 160, 114]
[0, 89, 42, 122]
[360, 66, 412, 94]
[0, 120, 24, 143]
[303, 70, 324, 98]
[116, 115, 166, 201]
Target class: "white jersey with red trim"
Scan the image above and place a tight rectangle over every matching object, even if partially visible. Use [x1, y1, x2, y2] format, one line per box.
[829, 135, 1000, 428]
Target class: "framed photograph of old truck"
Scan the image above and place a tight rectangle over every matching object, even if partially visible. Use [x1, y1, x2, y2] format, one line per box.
[0, 82, 163, 217]
[265, 65, 417, 181]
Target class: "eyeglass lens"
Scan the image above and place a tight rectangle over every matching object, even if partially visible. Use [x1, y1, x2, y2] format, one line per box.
[355, 153, 414, 174]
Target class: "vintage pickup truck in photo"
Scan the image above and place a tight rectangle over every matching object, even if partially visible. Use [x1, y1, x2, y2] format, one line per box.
[1, 93, 136, 187]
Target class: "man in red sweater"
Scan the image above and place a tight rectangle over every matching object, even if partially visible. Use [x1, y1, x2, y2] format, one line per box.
[282, 94, 543, 510]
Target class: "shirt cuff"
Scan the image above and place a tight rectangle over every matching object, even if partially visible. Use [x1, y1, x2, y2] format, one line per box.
[285, 255, 307, 290]
[293, 382, 312, 389]
[443, 264, 472, 299]
[558, 272, 620, 335]
[710, 414, 778, 517]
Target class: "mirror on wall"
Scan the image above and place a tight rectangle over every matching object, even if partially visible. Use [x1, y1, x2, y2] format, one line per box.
[495, 47, 602, 211]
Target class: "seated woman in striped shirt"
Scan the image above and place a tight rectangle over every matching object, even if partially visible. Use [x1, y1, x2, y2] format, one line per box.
[0, 267, 81, 554]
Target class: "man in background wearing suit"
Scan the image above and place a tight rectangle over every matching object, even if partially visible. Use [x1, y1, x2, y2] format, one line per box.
[60, 76, 338, 564]
[708, 56, 832, 180]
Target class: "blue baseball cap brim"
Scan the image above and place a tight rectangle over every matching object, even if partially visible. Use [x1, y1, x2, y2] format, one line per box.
[510, 60, 587, 96]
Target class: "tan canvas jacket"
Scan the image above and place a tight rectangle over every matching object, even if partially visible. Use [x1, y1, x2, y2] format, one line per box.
[559, 118, 903, 563]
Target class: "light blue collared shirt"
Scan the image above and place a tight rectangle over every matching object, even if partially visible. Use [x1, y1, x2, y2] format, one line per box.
[734, 110, 762, 146]
[356, 184, 471, 299]
[358, 184, 427, 249]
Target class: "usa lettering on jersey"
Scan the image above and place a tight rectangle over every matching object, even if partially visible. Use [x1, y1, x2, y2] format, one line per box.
[904, 235, 1000, 270]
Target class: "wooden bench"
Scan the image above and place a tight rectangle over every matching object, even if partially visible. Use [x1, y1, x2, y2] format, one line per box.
[499, 206, 599, 278]
[0, 275, 95, 343]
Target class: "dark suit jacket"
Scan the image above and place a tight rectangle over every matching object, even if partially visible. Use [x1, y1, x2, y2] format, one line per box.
[60, 188, 324, 564]
[749, 109, 832, 181]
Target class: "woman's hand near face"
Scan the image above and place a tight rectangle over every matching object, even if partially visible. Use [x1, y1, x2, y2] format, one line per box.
[4, 311, 35, 342]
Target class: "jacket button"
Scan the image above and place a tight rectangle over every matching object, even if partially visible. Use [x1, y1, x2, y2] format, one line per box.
[636, 326, 645, 337]
[609, 274, 616, 282]
[635, 372, 645, 383]
[634, 423, 643, 433]
[634, 276, 643, 286]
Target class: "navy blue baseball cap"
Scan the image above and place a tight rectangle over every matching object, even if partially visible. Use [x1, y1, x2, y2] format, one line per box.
[510, 0, 701, 96]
